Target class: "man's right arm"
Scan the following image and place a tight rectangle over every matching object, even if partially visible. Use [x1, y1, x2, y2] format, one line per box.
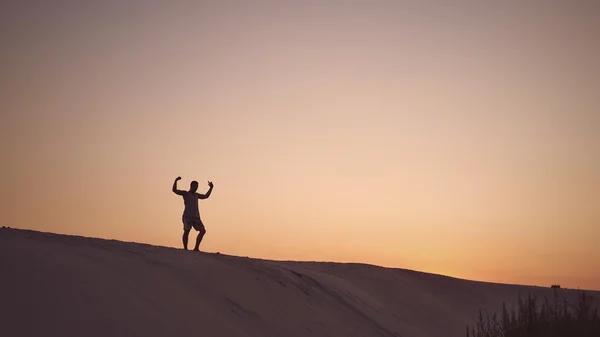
[172, 176, 184, 195]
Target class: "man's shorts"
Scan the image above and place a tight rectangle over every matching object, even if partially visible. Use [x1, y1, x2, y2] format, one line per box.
[182, 216, 205, 232]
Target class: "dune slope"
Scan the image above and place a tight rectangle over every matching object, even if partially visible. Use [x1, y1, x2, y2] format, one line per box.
[0, 228, 596, 337]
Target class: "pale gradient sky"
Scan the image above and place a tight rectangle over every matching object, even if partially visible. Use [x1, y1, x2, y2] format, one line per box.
[1, 1, 599, 290]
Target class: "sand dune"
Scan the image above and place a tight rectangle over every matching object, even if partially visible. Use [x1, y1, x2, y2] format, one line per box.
[1, 228, 596, 337]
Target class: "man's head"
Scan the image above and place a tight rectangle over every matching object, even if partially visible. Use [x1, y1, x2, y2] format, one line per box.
[189, 181, 199, 192]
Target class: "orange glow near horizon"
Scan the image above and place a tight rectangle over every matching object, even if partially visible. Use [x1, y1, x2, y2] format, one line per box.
[1, 1, 599, 290]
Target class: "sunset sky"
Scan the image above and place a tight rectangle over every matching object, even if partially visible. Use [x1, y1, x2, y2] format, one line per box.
[1, 1, 599, 290]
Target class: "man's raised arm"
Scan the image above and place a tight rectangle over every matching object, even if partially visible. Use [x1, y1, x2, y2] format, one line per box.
[197, 181, 214, 199]
[172, 176, 184, 195]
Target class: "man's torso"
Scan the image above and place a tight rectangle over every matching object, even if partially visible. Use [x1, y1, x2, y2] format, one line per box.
[182, 191, 200, 218]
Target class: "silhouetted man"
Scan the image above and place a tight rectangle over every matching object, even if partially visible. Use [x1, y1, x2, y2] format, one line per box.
[172, 176, 213, 251]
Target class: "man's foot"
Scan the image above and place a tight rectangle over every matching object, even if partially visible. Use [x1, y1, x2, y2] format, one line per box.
[193, 248, 200, 252]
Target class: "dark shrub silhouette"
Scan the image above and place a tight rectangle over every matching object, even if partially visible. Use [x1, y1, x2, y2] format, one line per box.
[466, 289, 600, 337]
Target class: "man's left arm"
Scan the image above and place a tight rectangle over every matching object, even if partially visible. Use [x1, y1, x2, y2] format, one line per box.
[197, 181, 214, 199]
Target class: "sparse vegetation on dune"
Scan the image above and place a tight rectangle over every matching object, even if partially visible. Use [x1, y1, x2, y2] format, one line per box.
[466, 289, 600, 337]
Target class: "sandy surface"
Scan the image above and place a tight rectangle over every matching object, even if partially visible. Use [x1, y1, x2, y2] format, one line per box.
[1, 228, 597, 337]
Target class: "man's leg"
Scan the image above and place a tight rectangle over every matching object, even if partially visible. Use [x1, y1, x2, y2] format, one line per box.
[182, 229, 191, 250]
[193, 219, 206, 251]
[193, 228, 206, 251]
